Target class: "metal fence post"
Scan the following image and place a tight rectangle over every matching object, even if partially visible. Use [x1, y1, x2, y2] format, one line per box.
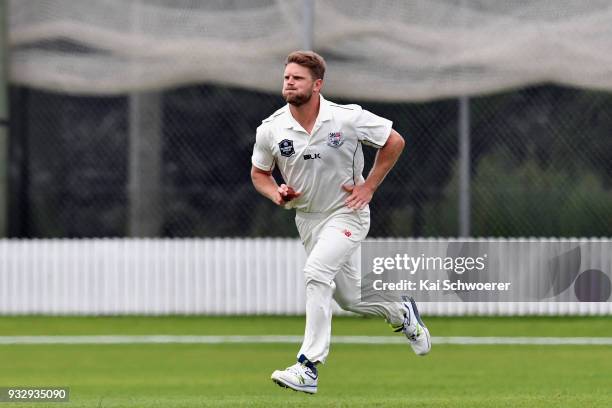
[458, 96, 471, 237]
[0, 0, 9, 236]
[127, 0, 162, 237]
[303, 0, 314, 50]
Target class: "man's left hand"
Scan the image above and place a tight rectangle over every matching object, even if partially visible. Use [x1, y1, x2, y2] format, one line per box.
[342, 184, 374, 210]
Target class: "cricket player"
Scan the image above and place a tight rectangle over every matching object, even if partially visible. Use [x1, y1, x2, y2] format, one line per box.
[251, 51, 431, 394]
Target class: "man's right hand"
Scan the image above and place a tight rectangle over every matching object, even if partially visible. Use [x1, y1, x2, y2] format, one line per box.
[251, 166, 301, 207]
[275, 184, 301, 205]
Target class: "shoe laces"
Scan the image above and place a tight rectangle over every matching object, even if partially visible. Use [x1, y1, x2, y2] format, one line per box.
[405, 323, 422, 341]
[285, 362, 304, 375]
[400, 307, 422, 341]
[406, 330, 418, 341]
[286, 362, 317, 380]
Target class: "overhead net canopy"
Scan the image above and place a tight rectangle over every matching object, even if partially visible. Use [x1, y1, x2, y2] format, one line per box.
[9, 0, 612, 101]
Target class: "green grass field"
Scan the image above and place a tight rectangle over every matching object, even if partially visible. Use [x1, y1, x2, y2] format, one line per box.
[1, 315, 611, 407]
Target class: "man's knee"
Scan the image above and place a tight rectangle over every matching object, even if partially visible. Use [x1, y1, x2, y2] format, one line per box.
[305, 275, 335, 293]
[304, 279, 334, 318]
[304, 262, 336, 289]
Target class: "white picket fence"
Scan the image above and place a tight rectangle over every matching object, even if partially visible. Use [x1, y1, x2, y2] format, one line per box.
[0, 238, 610, 315]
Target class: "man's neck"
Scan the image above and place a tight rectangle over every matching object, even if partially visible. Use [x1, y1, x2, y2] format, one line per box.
[289, 95, 320, 135]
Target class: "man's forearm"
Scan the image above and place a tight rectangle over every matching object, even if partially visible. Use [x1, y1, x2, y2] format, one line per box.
[364, 130, 405, 192]
[251, 170, 279, 202]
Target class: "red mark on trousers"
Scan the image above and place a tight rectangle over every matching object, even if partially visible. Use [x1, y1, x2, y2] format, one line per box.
[343, 229, 352, 237]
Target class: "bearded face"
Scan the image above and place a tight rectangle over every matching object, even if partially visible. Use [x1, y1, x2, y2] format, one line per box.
[282, 63, 319, 106]
[283, 87, 313, 106]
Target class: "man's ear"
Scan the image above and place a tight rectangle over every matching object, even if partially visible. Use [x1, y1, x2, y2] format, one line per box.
[314, 78, 323, 92]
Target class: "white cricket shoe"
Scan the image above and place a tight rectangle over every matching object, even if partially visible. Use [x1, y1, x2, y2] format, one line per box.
[271, 356, 318, 394]
[400, 296, 431, 356]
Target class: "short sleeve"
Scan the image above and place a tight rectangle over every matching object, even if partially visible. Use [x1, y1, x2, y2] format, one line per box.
[354, 109, 393, 148]
[251, 126, 275, 171]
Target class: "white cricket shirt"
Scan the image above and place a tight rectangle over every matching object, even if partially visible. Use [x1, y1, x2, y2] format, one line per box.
[251, 95, 392, 213]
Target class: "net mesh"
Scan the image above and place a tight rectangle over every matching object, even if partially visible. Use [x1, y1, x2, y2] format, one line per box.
[10, 0, 612, 100]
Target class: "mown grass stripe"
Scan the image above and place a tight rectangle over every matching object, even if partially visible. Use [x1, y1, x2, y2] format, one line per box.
[0, 335, 611, 345]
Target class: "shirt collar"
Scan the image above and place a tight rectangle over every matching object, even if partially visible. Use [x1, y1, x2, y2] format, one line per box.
[281, 94, 332, 129]
[317, 94, 332, 122]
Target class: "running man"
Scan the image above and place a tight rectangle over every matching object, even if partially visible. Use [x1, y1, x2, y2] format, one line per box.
[251, 50, 431, 394]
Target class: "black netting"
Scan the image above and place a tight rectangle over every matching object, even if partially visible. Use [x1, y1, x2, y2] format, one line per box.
[9, 84, 612, 238]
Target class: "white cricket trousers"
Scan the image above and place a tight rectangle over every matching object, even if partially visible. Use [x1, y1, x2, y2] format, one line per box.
[295, 207, 404, 364]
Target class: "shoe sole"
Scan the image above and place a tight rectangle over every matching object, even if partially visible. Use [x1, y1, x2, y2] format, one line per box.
[408, 296, 426, 328]
[403, 296, 432, 355]
[271, 375, 317, 394]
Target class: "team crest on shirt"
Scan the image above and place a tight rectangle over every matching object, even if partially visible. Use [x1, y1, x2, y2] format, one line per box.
[278, 139, 295, 157]
[327, 132, 344, 148]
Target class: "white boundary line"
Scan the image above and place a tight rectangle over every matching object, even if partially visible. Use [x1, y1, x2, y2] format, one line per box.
[0, 335, 611, 345]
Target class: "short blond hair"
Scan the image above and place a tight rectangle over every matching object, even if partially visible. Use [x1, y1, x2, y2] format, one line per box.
[285, 50, 326, 80]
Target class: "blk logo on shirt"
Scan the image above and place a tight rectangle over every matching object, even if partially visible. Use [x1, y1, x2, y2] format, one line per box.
[303, 153, 321, 160]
